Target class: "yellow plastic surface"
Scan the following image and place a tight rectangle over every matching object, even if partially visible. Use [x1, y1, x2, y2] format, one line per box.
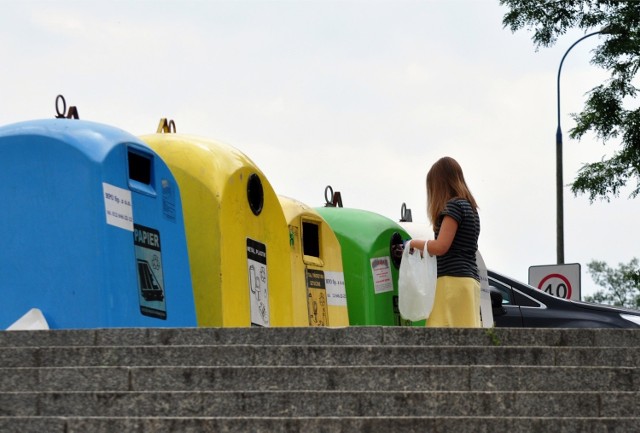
[139, 132, 296, 327]
[278, 196, 349, 327]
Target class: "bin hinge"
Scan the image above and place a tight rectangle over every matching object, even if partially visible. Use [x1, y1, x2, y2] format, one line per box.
[55, 95, 79, 119]
[157, 118, 177, 134]
[400, 202, 412, 222]
[324, 185, 343, 208]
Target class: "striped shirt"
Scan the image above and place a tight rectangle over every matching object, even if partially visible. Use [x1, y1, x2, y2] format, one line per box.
[435, 198, 480, 280]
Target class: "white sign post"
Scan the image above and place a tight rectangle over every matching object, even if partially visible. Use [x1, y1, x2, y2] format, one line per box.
[528, 263, 581, 301]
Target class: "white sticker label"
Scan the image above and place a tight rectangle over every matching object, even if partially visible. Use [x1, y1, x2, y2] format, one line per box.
[324, 271, 348, 306]
[371, 256, 393, 294]
[103, 182, 133, 231]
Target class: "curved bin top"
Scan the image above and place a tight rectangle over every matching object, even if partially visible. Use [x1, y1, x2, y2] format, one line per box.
[0, 119, 144, 161]
[315, 207, 409, 253]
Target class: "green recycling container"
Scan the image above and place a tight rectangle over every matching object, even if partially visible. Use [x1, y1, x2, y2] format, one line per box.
[315, 207, 421, 326]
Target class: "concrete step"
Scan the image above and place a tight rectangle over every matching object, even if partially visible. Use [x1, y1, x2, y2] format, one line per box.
[1, 327, 638, 432]
[0, 365, 636, 392]
[1, 327, 639, 348]
[0, 416, 639, 433]
[0, 390, 638, 418]
[0, 345, 640, 368]
[0, 344, 638, 368]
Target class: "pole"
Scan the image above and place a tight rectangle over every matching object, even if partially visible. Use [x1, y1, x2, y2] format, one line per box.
[555, 30, 602, 265]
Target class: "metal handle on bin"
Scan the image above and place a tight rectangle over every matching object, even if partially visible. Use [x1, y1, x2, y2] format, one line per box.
[157, 118, 177, 134]
[55, 95, 79, 119]
[400, 203, 412, 222]
[324, 185, 343, 208]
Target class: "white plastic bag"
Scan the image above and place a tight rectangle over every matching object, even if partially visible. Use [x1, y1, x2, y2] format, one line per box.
[398, 242, 437, 321]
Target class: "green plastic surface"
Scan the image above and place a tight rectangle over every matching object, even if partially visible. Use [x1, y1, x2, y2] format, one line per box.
[316, 207, 424, 326]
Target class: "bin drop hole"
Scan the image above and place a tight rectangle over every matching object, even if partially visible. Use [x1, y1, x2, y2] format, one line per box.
[128, 151, 152, 185]
[390, 232, 403, 269]
[247, 173, 264, 216]
[303, 222, 320, 258]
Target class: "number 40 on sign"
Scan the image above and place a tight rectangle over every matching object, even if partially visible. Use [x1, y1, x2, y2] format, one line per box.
[528, 263, 581, 301]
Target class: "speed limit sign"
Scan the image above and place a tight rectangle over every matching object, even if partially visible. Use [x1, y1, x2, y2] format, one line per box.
[528, 263, 581, 301]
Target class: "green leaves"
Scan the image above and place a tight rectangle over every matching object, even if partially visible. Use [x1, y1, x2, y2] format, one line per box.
[501, 0, 640, 202]
[585, 258, 640, 309]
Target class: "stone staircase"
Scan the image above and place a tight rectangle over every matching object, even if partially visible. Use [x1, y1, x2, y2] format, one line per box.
[0, 326, 638, 432]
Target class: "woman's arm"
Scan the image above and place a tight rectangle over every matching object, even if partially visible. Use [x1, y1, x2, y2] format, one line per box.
[406, 216, 458, 256]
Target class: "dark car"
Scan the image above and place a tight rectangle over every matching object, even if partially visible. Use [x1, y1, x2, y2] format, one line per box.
[488, 269, 640, 328]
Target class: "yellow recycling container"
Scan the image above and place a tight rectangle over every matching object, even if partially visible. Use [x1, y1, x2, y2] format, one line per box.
[278, 195, 350, 327]
[139, 120, 298, 327]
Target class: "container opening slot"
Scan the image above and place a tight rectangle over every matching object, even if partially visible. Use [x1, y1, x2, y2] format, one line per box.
[128, 151, 152, 185]
[247, 173, 264, 216]
[303, 222, 320, 258]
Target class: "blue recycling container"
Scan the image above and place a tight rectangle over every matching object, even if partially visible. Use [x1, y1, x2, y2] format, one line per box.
[0, 119, 197, 329]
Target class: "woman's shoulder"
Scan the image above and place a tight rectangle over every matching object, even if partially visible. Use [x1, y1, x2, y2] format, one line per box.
[447, 197, 471, 208]
[441, 198, 465, 221]
[446, 198, 478, 219]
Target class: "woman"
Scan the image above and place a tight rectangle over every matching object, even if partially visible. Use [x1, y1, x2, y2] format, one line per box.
[405, 156, 481, 327]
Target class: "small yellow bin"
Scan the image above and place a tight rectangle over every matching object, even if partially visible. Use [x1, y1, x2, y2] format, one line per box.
[140, 122, 297, 327]
[279, 196, 350, 327]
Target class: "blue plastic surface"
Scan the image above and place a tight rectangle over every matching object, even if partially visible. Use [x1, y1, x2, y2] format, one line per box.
[0, 119, 196, 329]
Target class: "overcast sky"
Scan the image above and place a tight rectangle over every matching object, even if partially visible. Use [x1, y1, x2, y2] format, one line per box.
[1, 0, 637, 298]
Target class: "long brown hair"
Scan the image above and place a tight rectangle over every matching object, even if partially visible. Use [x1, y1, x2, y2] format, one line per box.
[426, 156, 478, 229]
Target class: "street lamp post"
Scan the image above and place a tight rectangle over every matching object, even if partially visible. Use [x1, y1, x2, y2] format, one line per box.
[555, 30, 603, 265]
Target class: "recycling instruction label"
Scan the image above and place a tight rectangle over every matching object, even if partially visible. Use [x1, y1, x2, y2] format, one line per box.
[306, 268, 329, 326]
[134, 224, 167, 319]
[247, 238, 270, 327]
